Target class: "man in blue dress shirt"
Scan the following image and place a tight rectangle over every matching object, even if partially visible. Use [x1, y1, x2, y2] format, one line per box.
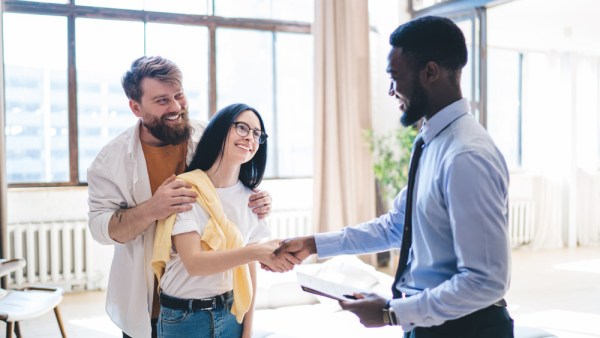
[275, 16, 513, 338]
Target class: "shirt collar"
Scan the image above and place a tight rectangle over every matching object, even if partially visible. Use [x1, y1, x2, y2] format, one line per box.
[127, 119, 144, 157]
[419, 98, 470, 145]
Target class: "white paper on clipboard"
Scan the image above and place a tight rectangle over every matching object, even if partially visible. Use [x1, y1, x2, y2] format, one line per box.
[296, 271, 367, 301]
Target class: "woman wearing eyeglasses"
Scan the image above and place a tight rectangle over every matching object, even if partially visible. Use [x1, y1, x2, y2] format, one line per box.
[153, 103, 299, 338]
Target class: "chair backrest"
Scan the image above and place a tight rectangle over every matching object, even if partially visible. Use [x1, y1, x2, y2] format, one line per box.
[0, 259, 26, 289]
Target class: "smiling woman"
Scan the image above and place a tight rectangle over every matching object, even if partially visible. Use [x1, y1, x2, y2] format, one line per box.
[188, 103, 268, 191]
[152, 103, 296, 338]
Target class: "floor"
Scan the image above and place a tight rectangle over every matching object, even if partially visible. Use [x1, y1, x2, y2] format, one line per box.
[505, 246, 600, 338]
[4, 247, 600, 338]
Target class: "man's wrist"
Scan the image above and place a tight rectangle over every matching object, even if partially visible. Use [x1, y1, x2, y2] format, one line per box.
[383, 299, 398, 326]
[306, 236, 317, 254]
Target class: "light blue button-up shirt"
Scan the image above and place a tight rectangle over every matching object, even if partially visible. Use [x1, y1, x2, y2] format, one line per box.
[315, 98, 510, 331]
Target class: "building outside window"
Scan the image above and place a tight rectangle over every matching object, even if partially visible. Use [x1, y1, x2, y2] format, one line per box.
[2, 0, 314, 186]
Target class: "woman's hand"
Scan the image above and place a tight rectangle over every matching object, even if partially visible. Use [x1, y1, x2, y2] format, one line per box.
[251, 239, 302, 272]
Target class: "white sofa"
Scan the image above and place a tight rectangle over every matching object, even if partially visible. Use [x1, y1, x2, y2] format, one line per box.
[251, 256, 557, 338]
[252, 256, 403, 338]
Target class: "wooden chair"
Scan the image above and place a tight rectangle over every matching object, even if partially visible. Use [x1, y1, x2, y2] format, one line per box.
[0, 258, 67, 338]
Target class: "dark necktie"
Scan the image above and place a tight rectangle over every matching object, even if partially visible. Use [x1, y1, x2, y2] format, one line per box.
[392, 136, 425, 299]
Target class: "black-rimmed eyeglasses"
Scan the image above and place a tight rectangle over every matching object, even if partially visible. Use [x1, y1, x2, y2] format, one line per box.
[232, 121, 268, 144]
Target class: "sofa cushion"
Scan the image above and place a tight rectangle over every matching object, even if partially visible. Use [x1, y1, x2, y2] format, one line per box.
[255, 266, 319, 309]
[314, 256, 380, 290]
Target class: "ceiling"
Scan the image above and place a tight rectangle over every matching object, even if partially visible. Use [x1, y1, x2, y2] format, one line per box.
[487, 0, 600, 55]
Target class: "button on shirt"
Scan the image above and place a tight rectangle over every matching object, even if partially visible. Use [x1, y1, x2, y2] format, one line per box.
[315, 98, 510, 331]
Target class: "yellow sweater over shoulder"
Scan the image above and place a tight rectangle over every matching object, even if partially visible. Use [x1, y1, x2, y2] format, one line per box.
[151, 170, 252, 323]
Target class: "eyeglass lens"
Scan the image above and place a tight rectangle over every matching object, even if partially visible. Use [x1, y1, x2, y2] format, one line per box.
[234, 122, 266, 144]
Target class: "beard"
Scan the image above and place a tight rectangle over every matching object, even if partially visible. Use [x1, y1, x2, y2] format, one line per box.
[142, 109, 191, 146]
[400, 76, 428, 127]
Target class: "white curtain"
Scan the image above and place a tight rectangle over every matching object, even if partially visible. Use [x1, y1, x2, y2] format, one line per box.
[521, 52, 600, 248]
[313, 0, 375, 233]
[521, 52, 568, 249]
[574, 56, 600, 246]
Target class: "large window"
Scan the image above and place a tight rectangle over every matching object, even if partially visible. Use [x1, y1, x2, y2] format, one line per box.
[2, 0, 313, 186]
[487, 49, 521, 169]
[486, 0, 600, 171]
[4, 13, 68, 183]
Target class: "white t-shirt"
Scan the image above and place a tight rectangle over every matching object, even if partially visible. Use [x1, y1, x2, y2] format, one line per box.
[160, 180, 270, 299]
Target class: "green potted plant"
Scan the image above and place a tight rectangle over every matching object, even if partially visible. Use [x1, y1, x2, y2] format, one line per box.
[364, 126, 418, 209]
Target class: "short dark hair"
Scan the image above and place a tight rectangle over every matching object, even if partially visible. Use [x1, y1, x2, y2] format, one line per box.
[121, 56, 182, 102]
[389, 16, 467, 73]
[187, 103, 267, 190]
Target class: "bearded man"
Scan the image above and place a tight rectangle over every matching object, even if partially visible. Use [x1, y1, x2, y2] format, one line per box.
[87, 56, 273, 338]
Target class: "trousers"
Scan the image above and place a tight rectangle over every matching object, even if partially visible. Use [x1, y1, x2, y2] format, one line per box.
[403, 305, 513, 338]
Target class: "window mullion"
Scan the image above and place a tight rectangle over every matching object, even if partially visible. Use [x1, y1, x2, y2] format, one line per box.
[67, 13, 79, 184]
[209, 24, 217, 117]
[271, 31, 279, 177]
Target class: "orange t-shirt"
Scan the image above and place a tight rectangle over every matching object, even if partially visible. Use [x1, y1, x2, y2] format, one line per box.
[141, 141, 187, 319]
[141, 142, 187, 194]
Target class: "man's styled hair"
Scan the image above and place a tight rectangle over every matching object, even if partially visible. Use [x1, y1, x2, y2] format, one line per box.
[187, 103, 268, 190]
[390, 16, 467, 75]
[121, 56, 183, 102]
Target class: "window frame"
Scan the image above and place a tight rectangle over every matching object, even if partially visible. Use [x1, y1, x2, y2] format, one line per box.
[3, 0, 311, 188]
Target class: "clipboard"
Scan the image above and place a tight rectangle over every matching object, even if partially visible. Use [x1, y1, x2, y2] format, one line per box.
[296, 271, 366, 301]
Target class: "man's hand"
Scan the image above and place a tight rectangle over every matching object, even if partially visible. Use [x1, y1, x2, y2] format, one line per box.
[273, 236, 316, 262]
[145, 174, 197, 221]
[108, 175, 197, 243]
[259, 250, 302, 273]
[251, 239, 302, 273]
[339, 293, 388, 328]
[260, 236, 316, 272]
[249, 190, 272, 219]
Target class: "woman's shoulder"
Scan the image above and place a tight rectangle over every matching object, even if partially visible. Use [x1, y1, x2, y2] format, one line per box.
[175, 203, 209, 226]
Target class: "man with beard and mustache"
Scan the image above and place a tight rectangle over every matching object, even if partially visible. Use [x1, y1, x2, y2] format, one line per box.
[274, 16, 513, 338]
[87, 56, 274, 338]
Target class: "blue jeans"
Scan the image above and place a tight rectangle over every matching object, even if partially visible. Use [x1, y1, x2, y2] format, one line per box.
[158, 292, 242, 338]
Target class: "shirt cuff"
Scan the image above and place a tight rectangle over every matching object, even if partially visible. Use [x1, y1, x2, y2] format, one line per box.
[389, 296, 430, 332]
[314, 232, 343, 258]
[100, 213, 120, 245]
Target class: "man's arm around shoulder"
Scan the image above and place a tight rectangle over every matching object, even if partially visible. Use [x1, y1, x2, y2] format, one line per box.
[88, 162, 197, 244]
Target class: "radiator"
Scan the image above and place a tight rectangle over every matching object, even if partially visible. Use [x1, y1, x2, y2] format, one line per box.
[6, 220, 93, 291]
[509, 199, 536, 247]
[268, 209, 313, 239]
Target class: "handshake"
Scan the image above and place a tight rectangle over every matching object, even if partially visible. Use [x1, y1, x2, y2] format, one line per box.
[254, 235, 317, 273]
[252, 234, 392, 329]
